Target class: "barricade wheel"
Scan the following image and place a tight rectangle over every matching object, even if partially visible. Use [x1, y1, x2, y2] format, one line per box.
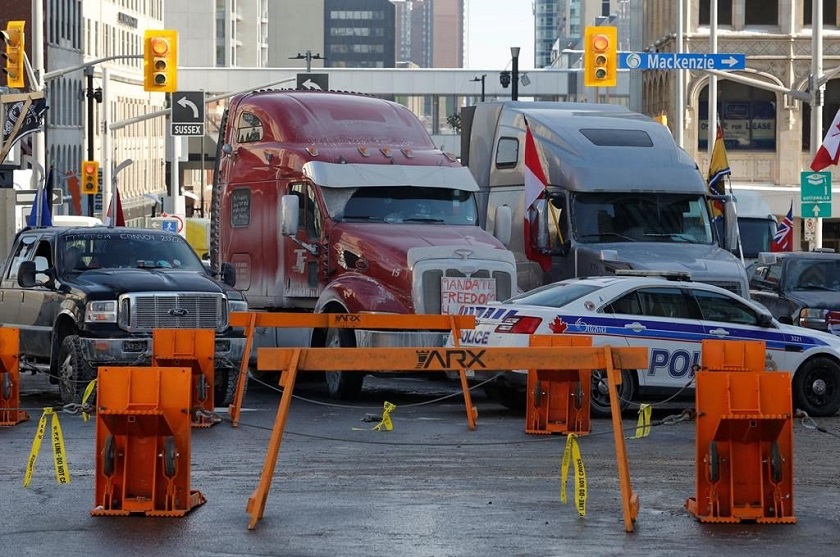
[103, 434, 116, 477]
[1, 372, 10, 400]
[533, 380, 543, 407]
[708, 441, 720, 483]
[574, 382, 583, 409]
[197, 376, 207, 403]
[770, 441, 783, 483]
[163, 436, 177, 478]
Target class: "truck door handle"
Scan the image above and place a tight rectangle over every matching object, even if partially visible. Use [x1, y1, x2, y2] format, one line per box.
[709, 328, 729, 336]
[624, 322, 646, 332]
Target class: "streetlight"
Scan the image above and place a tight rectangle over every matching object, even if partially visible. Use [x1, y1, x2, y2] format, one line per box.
[471, 74, 486, 102]
[510, 47, 520, 101]
[289, 50, 325, 72]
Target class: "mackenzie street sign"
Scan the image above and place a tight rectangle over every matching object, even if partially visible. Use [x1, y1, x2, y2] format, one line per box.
[619, 52, 746, 71]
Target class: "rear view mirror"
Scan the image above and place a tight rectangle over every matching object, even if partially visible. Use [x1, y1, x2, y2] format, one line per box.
[493, 205, 512, 246]
[280, 194, 300, 236]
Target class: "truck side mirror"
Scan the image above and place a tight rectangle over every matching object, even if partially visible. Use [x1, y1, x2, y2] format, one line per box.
[280, 194, 300, 236]
[17, 260, 36, 287]
[722, 197, 739, 251]
[220, 262, 236, 287]
[493, 205, 512, 246]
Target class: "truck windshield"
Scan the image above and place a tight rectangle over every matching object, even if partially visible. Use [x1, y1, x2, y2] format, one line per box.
[325, 186, 479, 226]
[571, 192, 714, 245]
[60, 232, 206, 273]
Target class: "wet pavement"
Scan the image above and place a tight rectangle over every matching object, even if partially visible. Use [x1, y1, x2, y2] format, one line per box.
[2, 372, 840, 557]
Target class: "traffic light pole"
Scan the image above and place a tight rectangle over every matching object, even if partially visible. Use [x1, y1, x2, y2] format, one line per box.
[85, 66, 95, 217]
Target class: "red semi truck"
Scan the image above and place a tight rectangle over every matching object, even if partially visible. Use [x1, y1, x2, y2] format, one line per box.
[210, 90, 517, 399]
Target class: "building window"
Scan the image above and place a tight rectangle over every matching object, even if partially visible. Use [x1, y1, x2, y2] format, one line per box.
[699, 0, 733, 26]
[698, 82, 776, 151]
[805, 0, 839, 26]
[745, 0, 777, 25]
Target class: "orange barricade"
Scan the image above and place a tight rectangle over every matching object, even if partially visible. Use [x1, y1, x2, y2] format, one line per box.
[526, 335, 592, 435]
[0, 327, 28, 426]
[92, 365, 205, 517]
[246, 344, 647, 532]
[152, 329, 217, 428]
[685, 340, 796, 524]
[227, 312, 477, 429]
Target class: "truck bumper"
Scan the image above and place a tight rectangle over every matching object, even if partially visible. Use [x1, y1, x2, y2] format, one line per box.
[79, 336, 247, 367]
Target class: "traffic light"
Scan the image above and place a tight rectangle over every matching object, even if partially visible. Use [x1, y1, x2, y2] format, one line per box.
[583, 26, 617, 88]
[143, 29, 177, 92]
[81, 161, 100, 194]
[1, 21, 25, 89]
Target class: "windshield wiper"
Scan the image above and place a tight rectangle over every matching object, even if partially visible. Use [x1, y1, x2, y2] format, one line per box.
[578, 233, 636, 242]
[401, 217, 446, 223]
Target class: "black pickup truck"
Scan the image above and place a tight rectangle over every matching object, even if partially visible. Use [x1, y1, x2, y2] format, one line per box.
[0, 226, 248, 405]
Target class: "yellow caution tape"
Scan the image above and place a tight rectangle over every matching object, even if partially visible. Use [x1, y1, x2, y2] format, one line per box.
[24, 408, 70, 487]
[628, 403, 652, 439]
[372, 401, 396, 431]
[81, 379, 97, 422]
[560, 433, 587, 516]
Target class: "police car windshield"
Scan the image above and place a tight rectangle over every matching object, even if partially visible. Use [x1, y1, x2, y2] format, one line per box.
[507, 282, 601, 308]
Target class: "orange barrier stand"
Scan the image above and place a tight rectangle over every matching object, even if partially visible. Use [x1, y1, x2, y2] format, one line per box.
[92, 365, 205, 517]
[0, 327, 28, 426]
[685, 340, 796, 524]
[246, 344, 647, 532]
[526, 335, 592, 436]
[152, 329, 217, 428]
[227, 312, 477, 429]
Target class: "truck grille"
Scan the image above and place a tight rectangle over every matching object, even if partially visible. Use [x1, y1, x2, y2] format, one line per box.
[119, 293, 226, 332]
[421, 269, 513, 314]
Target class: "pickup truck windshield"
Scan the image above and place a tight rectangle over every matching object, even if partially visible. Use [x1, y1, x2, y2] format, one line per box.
[61, 232, 206, 273]
[325, 186, 479, 226]
[572, 192, 714, 245]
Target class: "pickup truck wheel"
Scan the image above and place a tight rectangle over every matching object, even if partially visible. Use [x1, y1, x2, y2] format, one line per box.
[793, 357, 840, 417]
[323, 328, 364, 400]
[214, 367, 241, 407]
[590, 369, 634, 419]
[57, 335, 96, 406]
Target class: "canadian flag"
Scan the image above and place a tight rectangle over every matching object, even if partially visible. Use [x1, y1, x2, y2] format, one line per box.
[524, 119, 548, 212]
[103, 186, 126, 227]
[810, 107, 840, 171]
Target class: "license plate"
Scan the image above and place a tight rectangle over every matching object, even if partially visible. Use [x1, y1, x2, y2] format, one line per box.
[440, 276, 496, 314]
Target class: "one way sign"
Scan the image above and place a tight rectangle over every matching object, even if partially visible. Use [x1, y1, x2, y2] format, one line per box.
[297, 73, 329, 91]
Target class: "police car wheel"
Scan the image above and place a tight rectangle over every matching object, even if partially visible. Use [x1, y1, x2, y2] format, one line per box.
[793, 356, 840, 418]
[590, 369, 635, 419]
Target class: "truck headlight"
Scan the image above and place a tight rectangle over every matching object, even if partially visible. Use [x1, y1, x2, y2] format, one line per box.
[799, 308, 830, 330]
[229, 300, 248, 313]
[86, 300, 118, 323]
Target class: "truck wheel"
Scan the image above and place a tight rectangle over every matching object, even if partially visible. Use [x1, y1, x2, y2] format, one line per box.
[214, 367, 241, 407]
[590, 369, 634, 419]
[793, 357, 840, 417]
[57, 335, 97, 406]
[323, 328, 364, 400]
[483, 381, 526, 410]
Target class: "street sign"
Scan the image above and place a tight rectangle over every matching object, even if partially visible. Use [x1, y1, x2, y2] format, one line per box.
[171, 90, 205, 137]
[15, 189, 63, 205]
[619, 52, 746, 71]
[801, 171, 832, 218]
[161, 219, 178, 233]
[296, 73, 329, 91]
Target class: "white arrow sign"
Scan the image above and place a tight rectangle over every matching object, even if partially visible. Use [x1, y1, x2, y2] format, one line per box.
[177, 96, 199, 119]
[301, 79, 323, 91]
[721, 56, 739, 67]
[813, 204, 821, 216]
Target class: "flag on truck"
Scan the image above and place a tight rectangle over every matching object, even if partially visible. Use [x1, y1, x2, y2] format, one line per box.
[26, 167, 53, 228]
[707, 123, 730, 221]
[103, 185, 126, 227]
[771, 200, 794, 252]
[524, 118, 548, 213]
[810, 107, 840, 171]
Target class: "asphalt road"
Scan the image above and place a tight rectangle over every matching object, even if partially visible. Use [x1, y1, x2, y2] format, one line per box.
[3, 372, 840, 557]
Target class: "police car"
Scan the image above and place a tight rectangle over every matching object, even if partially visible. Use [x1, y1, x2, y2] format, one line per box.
[452, 272, 840, 418]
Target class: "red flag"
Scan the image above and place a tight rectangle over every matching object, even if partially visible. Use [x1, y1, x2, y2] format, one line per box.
[810, 107, 840, 171]
[524, 119, 548, 212]
[103, 186, 126, 227]
[770, 200, 794, 252]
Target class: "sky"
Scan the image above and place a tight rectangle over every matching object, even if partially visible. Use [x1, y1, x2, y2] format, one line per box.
[467, 0, 536, 71]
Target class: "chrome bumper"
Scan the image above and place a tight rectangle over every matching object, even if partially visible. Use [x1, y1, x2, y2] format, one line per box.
[79, 336, 247, 367]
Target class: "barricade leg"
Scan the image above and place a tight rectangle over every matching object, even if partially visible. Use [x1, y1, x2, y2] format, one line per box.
[152, 329, 218, 428]
[526, 335, 592, 435]
[605, 347, 639, 533]
[449, 316, 477, 430]
[92, 365, 206, 517]
[685, 340, 796, 524]
[0, 328, 28, 426]
[229, 312, 257, 427]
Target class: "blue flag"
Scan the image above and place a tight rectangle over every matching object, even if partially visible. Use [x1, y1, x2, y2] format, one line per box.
[26, 169, 53, 228]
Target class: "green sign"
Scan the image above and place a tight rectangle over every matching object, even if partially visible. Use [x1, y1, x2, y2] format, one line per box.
[801, 171, 832, 218]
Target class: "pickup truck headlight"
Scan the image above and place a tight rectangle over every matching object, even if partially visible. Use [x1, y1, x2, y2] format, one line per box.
[229, 299, 248, 313]
[86, 300, 118, 323]
[800, 308, 840, 331]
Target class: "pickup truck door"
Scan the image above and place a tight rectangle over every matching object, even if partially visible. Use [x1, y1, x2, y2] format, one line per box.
[0, 235, 38, 331]
[16, 238, 61, 358]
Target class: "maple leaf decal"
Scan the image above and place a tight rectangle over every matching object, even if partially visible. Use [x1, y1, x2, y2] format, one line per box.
[549, 316, 568, 333]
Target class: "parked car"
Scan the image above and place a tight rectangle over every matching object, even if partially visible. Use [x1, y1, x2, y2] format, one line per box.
[747, 251, 840, 335]
[450, 273, 840, 418]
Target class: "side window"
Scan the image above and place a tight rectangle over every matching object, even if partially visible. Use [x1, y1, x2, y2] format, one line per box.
[289, 183, 322, 240]
[692, 289, 760, 326]
[236, 112, 264, 143]
[636, 287, 700, 319]
[495, 137, 519, 169]
[33, 240, 54, 284]
[5, 237, 37, 281]
[604, 291, 642, 315]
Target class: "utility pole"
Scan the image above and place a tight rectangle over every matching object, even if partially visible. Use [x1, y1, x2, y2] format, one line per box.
[811, 0, 824, 250]
[510, 47, 520, 101]
[84, 66, 102, 216]
[471, 74, 486, 102]
[289, 50, 325, 72]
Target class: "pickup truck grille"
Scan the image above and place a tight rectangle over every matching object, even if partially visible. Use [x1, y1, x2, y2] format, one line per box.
[119, 293, 226, 332]
[420, 269, 513, 314]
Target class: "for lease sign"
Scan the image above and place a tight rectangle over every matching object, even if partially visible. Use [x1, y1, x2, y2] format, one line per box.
[440, 277, 496, 314]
